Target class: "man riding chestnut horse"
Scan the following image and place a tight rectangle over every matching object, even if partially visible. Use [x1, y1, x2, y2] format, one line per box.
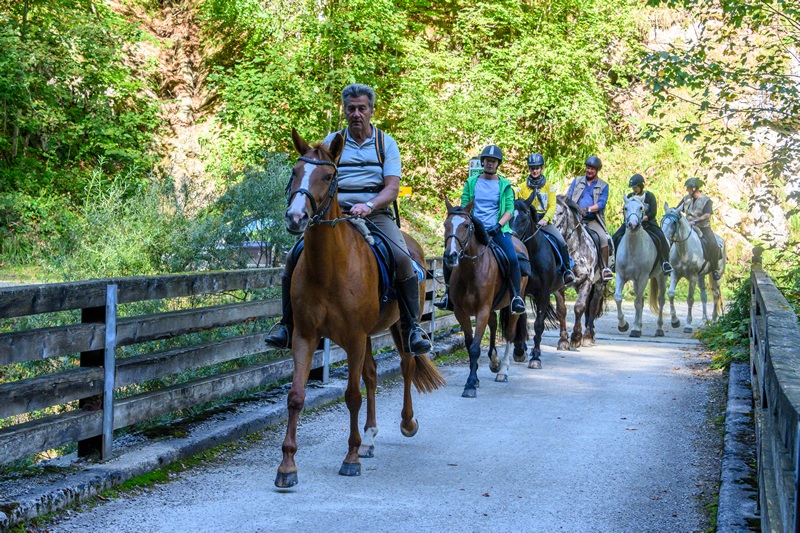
[266, 83, 430, 356]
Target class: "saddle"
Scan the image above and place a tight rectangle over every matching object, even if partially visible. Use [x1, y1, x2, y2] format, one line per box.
[488, 239, 530, 310]
[583, 224, 614, 269]
[541, 233, 563, 270]
[290, 223, 424, 314]
[693, 227, 723, 269]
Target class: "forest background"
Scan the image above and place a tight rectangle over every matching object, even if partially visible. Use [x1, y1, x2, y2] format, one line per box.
[0, 0, 798, 346]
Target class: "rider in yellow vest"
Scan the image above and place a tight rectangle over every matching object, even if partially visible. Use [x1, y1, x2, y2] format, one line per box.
[517, 153, 575, 285]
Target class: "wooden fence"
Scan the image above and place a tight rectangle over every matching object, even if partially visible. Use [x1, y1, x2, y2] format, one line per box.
[0, 259, 455, 466]
[750, 255, 800, 532]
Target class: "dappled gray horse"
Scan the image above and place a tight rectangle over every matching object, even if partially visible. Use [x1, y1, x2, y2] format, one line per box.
[661, 204, 725, 333]
[552, 196, 606, 348]
[613, 195, 666, 338]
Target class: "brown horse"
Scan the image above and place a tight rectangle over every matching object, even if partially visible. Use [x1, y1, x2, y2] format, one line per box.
[443, 198, 528, 398]
[275, 129, 445, 488]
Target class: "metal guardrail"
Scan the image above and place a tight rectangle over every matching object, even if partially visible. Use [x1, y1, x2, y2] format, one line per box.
[750, 254, 800, 532]
[0, 259, 453, 466]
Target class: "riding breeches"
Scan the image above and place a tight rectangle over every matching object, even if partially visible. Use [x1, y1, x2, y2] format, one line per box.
[585, 219, 608, 248]
[492, 232, 521, 295]
[540, 223, 572, 271]
[695, 226, 720, 269]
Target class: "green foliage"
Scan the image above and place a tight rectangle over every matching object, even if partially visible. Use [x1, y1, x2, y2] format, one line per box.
[699, 276, 750, 368]
[0, 0, 161, 198]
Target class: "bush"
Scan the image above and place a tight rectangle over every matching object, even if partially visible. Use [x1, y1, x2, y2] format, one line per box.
[699, 277, 750, 368]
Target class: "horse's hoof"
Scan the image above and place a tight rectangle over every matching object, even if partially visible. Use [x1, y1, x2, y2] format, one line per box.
[275, 471, 298, 488]
[671, 320, 681, 329]
[557, 341, 569, 351]
[358, 445, 375, 458]
[683, 327, 693, 334]
[489, 362, 500, 373]
[581, 337, 593, 347]
[619, 322, 629, 333]
[655, 329, 665, 337]
[462, 387, 477, 398]
[630, 330, 641, 338]
[495, 373, 508, 382]
[529, 358, 542, 369]
[475, 378, 480, 388]
[339, 462, 361, 477]
[401, 418, 419, 438]
[513, 352, 526, 363]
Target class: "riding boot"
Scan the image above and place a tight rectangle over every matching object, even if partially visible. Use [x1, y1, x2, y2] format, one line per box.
[434, 263, 454, 311]
[600, 246, 613, 281]
[556, 240, 575, 285]
[397, 275, 432, 355]
[265, 275, 293, 349]
[510, 271, 526, 315]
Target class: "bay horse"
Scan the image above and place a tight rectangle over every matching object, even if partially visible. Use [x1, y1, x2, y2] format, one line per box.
[613, 195, 666, 338]
[552, 195, 606, 349]
[443, 198, 528, 398]
[509, 195, 562, 368]
[661, 204, 726, 333]
[275, 129, 445, 488]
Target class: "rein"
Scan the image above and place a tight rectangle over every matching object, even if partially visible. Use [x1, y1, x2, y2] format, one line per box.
[661, 213, 691, 244]
[445, 214, 488, 260]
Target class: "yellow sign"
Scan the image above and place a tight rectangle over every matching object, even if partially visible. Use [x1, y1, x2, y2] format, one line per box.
[398, 186, 413, 198]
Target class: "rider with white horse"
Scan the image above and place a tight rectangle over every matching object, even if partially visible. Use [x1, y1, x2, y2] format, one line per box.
[613, 193, 667, 338]
[612, 173, 673, 275]
[661, 178, 726, 333]
[566, 156, 614, 281]
[677, 178, 722, 281]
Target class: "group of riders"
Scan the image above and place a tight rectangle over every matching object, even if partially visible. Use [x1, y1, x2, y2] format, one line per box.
[265, 83, 724, 354]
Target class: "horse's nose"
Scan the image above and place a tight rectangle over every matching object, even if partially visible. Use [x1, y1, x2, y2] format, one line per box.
[443, 251, 459, 268]
[285, 209, 309, 233]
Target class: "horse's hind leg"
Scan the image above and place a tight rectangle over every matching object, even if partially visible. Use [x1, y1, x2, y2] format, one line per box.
[614, 274, 629, 333]
[529, 298, 546, 369]
[276, 336, 318, 488]
[698, 275, 709, 325]
[488, 311, 499, 372]
[583, 284, 600, 347]
[340, 337, 367, 477]
[555, 290, 569, 351]
[684, 278, 696, 334]
[655, 275, 666, 337]
[390, 324, 420, 437]
[571, 282, 590, 348]
[359, 337, 378, 458]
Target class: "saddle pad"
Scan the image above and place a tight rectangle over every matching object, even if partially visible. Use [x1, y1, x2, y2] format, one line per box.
[542, 233, 563, 270]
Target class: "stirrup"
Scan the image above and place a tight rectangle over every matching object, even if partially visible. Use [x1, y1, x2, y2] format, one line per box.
[563, 269, 575, 286]
[511, 296, 526, 315]
[265, 322, 291, 349]
[601, 268, 614, 281]
[713, 270, 721, 281]
[405, 324, 432, 355]
[662, 262, 673, 275]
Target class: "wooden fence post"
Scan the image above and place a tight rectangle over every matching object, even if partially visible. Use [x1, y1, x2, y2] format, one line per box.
[429, 259, 437, 337]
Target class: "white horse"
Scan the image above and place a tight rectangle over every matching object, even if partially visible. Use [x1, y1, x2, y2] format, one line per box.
[660, 204, 725, 333]
[614, 195, 666, 338]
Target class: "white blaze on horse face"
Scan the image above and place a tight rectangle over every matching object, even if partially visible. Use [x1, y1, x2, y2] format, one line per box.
[447, 215, 468, 255]
[287, 162, 316, 220]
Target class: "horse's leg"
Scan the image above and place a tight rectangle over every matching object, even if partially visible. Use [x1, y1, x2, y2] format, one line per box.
[463, 308, 490, 398]
[583, 284, 599, 347]
[340, 336, 367, 477]
[615, 273, 629, 333]
[684, 277, 696, 334]
[496, 314, 515, 382]
[358, 337, 378, 458]
[570, 281, 590, 348]
[529, 299, 545, 369]
[275, 335, 318, 488]
[698, 275, 709, 325]
[668, 273, 680, 328]
[630, 276, 646, 338]
[488, 311, 499, 371]
[655, 274, 666, 337]
[555, 290, 569, 351]
[389, 325, 419, 437]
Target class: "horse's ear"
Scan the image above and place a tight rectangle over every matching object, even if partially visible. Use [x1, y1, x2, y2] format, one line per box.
[328, 132, 345, 163]
[291, 128, 311, 156]
[525, 192, 536, 207]
[445, 196, 453, 212]
[664, 201, 669, 212]
[464, 199, 474, 214]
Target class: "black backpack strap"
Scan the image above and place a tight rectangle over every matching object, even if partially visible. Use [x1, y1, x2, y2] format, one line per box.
[375, 127, 385, 166]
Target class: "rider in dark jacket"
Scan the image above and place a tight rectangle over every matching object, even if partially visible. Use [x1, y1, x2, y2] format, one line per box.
[612, 174, 673, 275]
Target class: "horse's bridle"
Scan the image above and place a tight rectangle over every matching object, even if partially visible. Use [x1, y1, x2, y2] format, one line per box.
[286, 156, 344, 228]
[444, 213, 487, 260]
[661, 213, 691, 243]
[625, 211, 642, 231]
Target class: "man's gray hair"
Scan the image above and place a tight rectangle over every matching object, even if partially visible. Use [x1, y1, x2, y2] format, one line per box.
[341, 84, 375, 110]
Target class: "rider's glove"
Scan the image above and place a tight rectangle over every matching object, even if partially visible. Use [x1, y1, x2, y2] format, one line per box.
[487, 224, 502, 237]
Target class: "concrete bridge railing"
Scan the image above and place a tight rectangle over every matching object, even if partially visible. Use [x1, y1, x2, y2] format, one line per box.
[750, 257, 800, 532]
[0, 259, 454, 466]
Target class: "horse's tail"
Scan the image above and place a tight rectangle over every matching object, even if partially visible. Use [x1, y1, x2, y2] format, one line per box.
[594, 283, 607, 320]
[532, 298, 559, 330]
[412, 354, 447, 394]
[648, 277, 660, 316]
[710, 274, 725, 317]
[499, 305, 528, 345]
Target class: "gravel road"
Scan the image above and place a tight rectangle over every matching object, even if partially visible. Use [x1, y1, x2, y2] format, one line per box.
[45, 301, 724, 533]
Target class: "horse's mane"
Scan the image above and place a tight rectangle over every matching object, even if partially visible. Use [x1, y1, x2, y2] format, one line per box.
[309, 141, 334, 162]
[513, 197, 540, 228]
[448, 206, 489, 246]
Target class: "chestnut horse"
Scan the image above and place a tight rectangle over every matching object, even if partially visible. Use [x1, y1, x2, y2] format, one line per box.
[443, 198, 528, 398]
[275, 129, 445, 488]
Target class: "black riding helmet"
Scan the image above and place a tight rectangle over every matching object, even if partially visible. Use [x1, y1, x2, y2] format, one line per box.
[526, 153, 545, 167]
[685, 177, 704, 189]
[585, 156, 602, 170]
[629, 173, 645, 188]
[480, 145, 503, 166]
